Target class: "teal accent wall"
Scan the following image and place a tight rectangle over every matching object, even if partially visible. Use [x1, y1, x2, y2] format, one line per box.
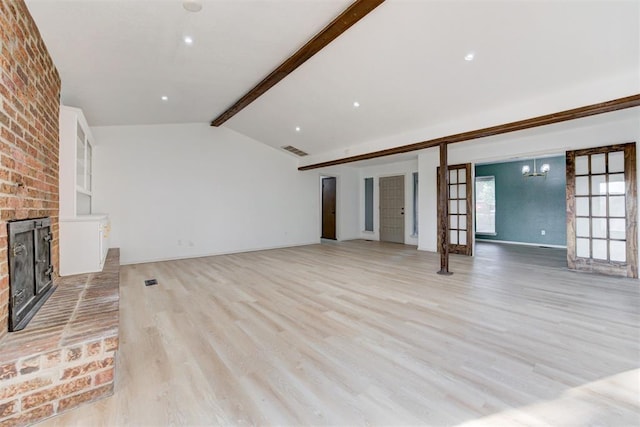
[475, 156, 566, 246]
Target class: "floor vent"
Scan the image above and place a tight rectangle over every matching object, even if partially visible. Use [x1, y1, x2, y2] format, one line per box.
[282, 145, 308, 157]
[144, 279, 158, 286]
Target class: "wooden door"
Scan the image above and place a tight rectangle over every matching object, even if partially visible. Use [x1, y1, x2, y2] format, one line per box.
[566, 143, 637, 278]
[321, 177, 336, 240]
[379, 175, 405, 244]
[438, 163, 473, 256]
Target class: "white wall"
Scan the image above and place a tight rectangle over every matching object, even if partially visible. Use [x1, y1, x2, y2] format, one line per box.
[357, 160, 419, 246]
[335, 167, 361, 241]
[91, 123, 319, 264]
[417, 109, 640, 260]
[418, 147, 439, 252]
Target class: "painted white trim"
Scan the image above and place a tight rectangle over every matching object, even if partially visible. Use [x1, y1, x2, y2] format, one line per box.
[476, 238, 567, 249]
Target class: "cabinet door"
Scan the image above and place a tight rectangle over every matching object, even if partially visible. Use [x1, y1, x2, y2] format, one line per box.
[60, 220, 102, 276]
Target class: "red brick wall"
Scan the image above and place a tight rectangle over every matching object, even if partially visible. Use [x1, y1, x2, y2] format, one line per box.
[0, 0, 61, 340]
[0, 336, 117, 425]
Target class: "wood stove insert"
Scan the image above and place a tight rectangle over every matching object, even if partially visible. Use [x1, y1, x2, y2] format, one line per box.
[7, 217, 56, 331]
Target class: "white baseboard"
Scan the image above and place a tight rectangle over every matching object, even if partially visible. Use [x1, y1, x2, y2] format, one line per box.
[476, 238, 567, 249]
[120, 240, 321, 265]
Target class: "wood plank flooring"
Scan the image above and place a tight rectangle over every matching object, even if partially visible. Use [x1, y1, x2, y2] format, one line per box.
[38, 240, 640, 426]
[475, 240, 568, 270]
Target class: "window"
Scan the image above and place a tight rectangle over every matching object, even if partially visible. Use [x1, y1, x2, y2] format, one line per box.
[412, 172, 418, 235]
[364, 177, 374, 231]
[475, 176, 495, 234]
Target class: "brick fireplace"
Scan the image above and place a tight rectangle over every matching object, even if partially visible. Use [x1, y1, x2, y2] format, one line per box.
[0, 0, 60, 342]
[1, 2, 119, 425]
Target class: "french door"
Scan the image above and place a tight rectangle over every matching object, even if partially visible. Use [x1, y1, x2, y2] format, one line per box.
[566, 143, 637, 278]
[438, 163, 473, 256]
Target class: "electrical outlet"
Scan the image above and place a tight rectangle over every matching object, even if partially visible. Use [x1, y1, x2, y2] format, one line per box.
[541, 230, 546, 236]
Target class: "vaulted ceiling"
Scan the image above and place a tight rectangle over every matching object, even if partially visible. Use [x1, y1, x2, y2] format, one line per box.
[26, 0, 639, 163]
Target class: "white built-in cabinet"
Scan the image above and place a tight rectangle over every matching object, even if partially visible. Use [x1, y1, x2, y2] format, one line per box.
[59, 106, 110, 276]
[60, 106, 93, 217]
[59, 215, 110, 276]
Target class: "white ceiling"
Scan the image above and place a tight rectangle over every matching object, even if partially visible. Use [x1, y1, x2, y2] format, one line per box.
[26, 0, 639, 161]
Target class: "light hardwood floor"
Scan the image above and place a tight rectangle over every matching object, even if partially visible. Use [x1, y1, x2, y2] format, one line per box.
[39, 240, 639, 426]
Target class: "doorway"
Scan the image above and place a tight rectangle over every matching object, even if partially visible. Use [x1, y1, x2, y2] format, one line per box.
[321, 177, 336, 240]
[379, 175, 405, 244]
[473, 156, 567, 265]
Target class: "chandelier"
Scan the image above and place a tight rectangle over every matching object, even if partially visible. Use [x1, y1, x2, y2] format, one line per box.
[522, 158, 550, 177]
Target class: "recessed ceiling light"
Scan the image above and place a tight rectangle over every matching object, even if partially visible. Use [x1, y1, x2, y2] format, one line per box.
[183, 1, 202, 12]
[295, 126, 301, 132]
[353, 101, 360, 108]
[184, 36, 194, 45]
[161, 96, 168, 101]
[465, 52, 475, 61]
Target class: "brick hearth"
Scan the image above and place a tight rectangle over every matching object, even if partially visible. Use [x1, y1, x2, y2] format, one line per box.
[0, 249, 119, 426]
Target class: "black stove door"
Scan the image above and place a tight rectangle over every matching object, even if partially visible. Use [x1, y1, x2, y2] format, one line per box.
[35, 225, 53, 293]
[8, 224, 35, 325]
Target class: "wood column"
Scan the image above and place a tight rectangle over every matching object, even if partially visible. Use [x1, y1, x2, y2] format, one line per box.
[437, 142, 452, 275]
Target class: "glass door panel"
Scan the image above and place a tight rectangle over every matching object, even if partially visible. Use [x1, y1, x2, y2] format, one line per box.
[566, 143, 637, 278]
[438, 163, 473, 256]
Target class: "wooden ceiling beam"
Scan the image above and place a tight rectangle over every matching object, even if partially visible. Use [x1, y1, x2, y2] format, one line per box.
[211, 0, 386, 127]
[298, 94, 640, 171]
